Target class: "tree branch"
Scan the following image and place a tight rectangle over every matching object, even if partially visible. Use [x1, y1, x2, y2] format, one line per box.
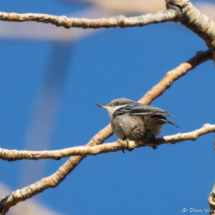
[181, 2, 215, 50]
[0, 10, 177, 29]
[0, 124, 214, 162]
[166, 0, 215, 61]
[208, 183, 215, 215]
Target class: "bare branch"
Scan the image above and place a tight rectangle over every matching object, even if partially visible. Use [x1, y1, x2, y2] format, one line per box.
[166, 0, 215, 60]
[1, 1, 215, 41]
[0, 124, 214, 162]
[195, 2, 215, 23]
[181, 2, 215, 50]
[0, 10, 177, 29]
[0, 124, 214, 214]
[0, 183, 62, 215]
[208, 133, 215, 214]
[208, 183, 215, 215]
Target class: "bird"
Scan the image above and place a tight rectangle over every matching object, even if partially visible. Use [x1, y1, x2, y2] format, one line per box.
[95, 98, 179, 150]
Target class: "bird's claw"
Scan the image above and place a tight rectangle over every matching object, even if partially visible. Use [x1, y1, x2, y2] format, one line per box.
[152, 145, 158, 150]
[149, 136, 158, 150]
[117, 139, 133, 153]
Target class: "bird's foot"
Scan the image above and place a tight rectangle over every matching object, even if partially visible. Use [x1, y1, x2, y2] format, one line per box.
[152, 145, 158, 150]
[116, 139, 125, 153]
[126, 139, 134, 152]
[116, 139, 133, 153]
[149, 136, 158, 150]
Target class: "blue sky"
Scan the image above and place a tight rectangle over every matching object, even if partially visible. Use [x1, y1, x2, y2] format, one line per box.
[0, 0, 215, 215]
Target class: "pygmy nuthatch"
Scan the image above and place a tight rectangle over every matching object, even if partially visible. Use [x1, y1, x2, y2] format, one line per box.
[96, 98, 178, 143]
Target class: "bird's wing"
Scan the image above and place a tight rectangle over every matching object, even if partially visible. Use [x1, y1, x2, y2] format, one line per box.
[152, 115, 179, 128]
[113, 102, 174, 117]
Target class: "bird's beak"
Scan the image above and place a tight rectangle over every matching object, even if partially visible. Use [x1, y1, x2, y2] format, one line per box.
[95, 103, 109, 109]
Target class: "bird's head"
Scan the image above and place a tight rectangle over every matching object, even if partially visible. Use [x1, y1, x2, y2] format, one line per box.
[95, 98, 134, 119]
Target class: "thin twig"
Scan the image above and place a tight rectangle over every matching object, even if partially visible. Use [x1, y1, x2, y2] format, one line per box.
[0, 10, 177, 29]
